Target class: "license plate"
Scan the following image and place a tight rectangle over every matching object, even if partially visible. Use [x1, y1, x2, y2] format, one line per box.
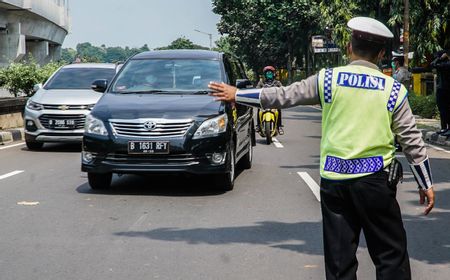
[128, 141, 170, 154]
[49, 119, 76, 128]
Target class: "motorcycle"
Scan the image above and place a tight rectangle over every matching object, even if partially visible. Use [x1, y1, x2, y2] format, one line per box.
[258, 109, 279, 144]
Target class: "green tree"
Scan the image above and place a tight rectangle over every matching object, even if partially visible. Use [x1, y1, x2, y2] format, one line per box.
[213, 0, 320, 83]
[156, 37, 209, 50]
[61, 48, 77, 63]
[320, 0, 450, 64]
[76, 42, 105, 62]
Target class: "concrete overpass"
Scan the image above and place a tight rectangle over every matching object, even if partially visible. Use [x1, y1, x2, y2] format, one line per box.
[0, 0, 70, 67]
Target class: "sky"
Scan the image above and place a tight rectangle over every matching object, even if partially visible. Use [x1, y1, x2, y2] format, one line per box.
[63, 0, 222, 49]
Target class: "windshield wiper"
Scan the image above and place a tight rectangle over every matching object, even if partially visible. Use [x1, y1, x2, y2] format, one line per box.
[191, 90, 213, 95]
[119, 90, 169, 94]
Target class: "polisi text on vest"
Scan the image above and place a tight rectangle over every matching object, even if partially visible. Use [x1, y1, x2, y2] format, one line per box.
[337, 72, 386, 91]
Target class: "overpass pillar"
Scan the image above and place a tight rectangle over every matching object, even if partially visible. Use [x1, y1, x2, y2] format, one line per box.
[0, 22, 26, 67]
[26, 40, 49, 64]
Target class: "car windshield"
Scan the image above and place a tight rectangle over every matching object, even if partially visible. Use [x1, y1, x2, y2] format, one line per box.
[45, 68, 116, 90]
[111, 59, 223, 93]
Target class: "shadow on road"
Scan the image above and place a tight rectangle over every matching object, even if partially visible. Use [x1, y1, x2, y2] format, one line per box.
[403, 188, 450, 264]
[111, 188, 450, 265]
[115, 220, 324, 255]
[21, 143, 81, 153]
[75, 171, 248, 197]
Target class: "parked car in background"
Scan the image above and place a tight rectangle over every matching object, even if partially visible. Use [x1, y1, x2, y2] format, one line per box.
[24, 63, 117, 150]
[82, 50, 255, 191]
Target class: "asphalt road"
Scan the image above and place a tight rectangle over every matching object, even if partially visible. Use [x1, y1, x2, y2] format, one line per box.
[0, 106, 449, 280]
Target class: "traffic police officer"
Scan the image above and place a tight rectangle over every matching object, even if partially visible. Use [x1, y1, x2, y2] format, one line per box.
[209, 16, 435, 280]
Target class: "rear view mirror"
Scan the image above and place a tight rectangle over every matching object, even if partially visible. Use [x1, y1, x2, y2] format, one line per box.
[236, 79, 253, 89]
[91, 79, 108, 93]
[33, 83, 43, 93]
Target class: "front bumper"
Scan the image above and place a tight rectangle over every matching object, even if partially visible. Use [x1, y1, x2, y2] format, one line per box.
[81, 133, 230, 175]
[24, 107, 90, 143]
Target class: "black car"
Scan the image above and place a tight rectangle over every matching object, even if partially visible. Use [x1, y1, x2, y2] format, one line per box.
[82, 50, 255, 191]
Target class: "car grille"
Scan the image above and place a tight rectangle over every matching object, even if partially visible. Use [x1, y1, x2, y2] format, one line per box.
[39, 114, 86, 130]
[42, 104, 93, 110]
[110, 119, 194, 138]
[104, 153, 201, 166]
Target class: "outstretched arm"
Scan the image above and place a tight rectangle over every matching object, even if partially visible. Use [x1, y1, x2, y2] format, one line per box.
[209, 74, 320, 108]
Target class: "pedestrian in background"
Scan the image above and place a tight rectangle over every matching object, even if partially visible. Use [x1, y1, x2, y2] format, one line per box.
[392, 54, 412, 90]
[209, 17, 435, 280]
[431, 50, 450, 136]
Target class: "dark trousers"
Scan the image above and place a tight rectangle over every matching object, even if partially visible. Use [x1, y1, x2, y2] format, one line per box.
[436, 88, 450, 130]
[320, 172, 411, 280]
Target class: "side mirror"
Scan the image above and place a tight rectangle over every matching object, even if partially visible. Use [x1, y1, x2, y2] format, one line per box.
[91, 79, 108, 93]
[33, 83, 43, 93]
[236, 79, 253, 89]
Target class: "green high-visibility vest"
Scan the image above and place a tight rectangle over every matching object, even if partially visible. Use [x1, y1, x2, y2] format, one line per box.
[317, 64, 408, 180]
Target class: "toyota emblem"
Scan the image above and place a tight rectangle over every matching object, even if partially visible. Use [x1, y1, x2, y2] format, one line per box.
[144, 121, 157, 131]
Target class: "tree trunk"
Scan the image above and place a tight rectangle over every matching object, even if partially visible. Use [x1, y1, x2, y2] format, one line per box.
[403, 0, 410, 67]
[287, 41, 293, 84]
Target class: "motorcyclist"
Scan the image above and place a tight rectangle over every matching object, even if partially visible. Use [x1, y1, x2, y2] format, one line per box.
[256, 66, 284, 135]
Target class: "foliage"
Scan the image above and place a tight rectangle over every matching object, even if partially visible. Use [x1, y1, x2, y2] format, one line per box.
[61, 48, 77, 63]
[213, 0, 321, 82]
[321, 0, 450, 64]
[0, 59, 64, 97]
[70, 42, 150, 63]
[156, 37, 208, 50]
[213, 36, 234, 55]
[408, 93, 439, 119]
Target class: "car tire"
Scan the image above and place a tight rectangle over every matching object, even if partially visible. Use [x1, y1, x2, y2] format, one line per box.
[88, 172, 112, 190]
[214, 143, 235, 191]
[239, 140, 253, 170]
[26, 141, 44, 150]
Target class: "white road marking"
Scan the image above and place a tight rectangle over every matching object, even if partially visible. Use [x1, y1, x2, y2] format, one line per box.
[426, 143, 450, 154]
[0, 142, 25, 150]
[297, 172, 321, 202]
[128, 213, 149, 231]
[0, 170, 24, 180]
[273, 138, 284, 148]
[308, 105, 322, 111]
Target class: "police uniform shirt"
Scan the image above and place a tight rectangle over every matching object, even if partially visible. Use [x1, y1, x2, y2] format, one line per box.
[235, 59, 432, 189]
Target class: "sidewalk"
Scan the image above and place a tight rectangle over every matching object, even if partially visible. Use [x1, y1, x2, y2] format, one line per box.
[415, 117, 450, 148]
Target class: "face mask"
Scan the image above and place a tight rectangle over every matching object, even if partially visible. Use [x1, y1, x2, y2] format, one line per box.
[265, 71, 274, 80]
[391, 62, 396, 69]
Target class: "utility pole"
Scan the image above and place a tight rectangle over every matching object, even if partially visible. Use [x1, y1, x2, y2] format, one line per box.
[403, 0, 410, 66]
[194, 29, 213, 50]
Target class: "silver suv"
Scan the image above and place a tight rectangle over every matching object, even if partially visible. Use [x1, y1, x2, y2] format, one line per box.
[24, 63, 117, 150]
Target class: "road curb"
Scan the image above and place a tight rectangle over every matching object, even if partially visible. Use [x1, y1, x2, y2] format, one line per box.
[422, 129, 450, 147]
[0, 128, 24, 145]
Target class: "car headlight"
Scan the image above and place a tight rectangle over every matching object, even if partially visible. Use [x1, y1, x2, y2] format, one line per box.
[85, 114, 108, 136]
[193, 114, 228, 139]
[26, 100, 44, 111]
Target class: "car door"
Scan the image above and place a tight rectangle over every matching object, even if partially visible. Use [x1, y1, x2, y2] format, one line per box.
[229, 58, 253, 161]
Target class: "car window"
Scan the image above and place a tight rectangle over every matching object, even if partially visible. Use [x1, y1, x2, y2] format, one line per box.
[230, 60, 244, 80]
[45, 68, 115, 90]
[223, 57, 236, 86]
[112, 59, 223, 93]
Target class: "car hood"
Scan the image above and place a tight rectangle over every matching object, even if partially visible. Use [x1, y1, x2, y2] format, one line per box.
[93, 93, 225, 120]
[32, 89, 103, 105]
